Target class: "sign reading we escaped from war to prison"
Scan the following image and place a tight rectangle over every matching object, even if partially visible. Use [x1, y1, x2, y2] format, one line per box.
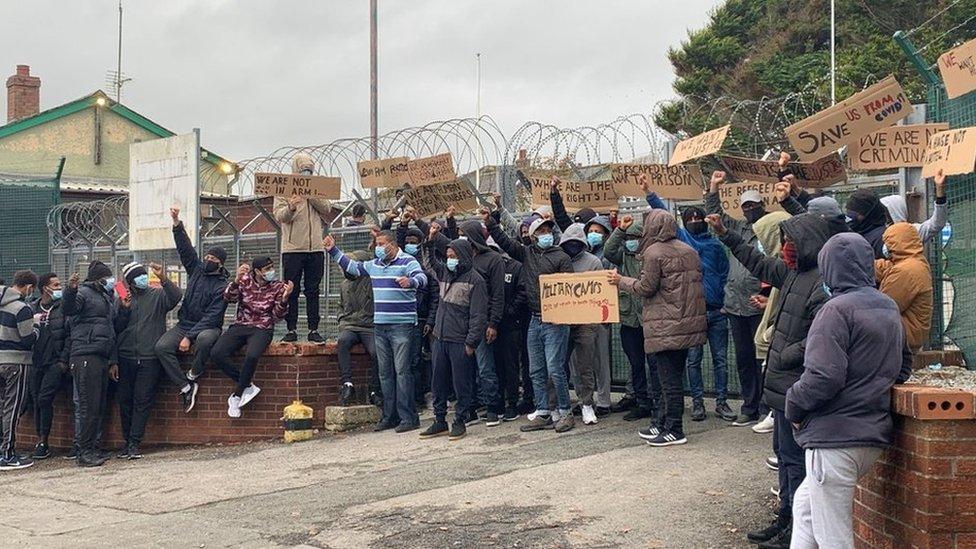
[539, 270, 619, 325]
[357, 157, 411, 188]
[609, 164, 704, 200]
[922, 127, 976, 178]
[717, 180, 783, 220]
[938, 37, 976, 100]
[528, 174, 618, 212]
[668, 125, 730, 166]
[848, 124, 950, 170]
[253, 172, 341, 199]
[785, 75, 914, 161]
[718, 153, 846, 188]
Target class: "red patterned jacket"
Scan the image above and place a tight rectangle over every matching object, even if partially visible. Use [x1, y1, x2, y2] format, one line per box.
[224, 272, 288, 330]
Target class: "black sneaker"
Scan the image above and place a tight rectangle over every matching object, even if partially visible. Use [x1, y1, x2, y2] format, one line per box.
[484, 412, 501, 427]
[449, 421, 467, 440]
[595, 406, 612, 417]
[373, 420, 396, 432]
[715, 401, 738, 422]
[281, 331, 298, 343]
[691, 400, 707, 422]
[571, 404, 582, 417]
[339, 383, 355, 407]
[182, 382, 199, 413]
[127, 445, 143, 460]
[623, 407, 652, 422]
[369, 391, 383, 407]
[419, 420, 449, 438]
[63, 446, 79, 460]
[307, 331, 325, 344]
[516, 399, 534, 415]
[97, 449, 112, 461]
[77, 452, 107, 467]
[503, 406, 519, 421]
[765, 456, 779, 471]
[757, 522, 791, 549]
[32, 442, 51, 460]
[747, 516, 790, 543]
[394, 422, 419, 434]
[465, 414, 482, 427]
[646, 430, 688, 447]
[0, 454, 34, 471]
[637, 425, 662, 440]
[732, 413, 760, 427]
[116, 445, 131, 460]
[611, 395, 636, 413]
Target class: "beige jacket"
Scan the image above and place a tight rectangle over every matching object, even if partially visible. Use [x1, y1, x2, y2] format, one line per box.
[274, 197, 332, 253]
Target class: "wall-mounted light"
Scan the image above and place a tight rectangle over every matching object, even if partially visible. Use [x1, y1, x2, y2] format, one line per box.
[220, 162, 235, 175]
[95, 97, 107, 107]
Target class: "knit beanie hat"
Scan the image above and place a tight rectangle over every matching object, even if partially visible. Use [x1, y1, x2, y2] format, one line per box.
[122, 262, 147, 285]
[206, 247, 228, 263]
[251, 256, 273, 271]
[85, 260, 113, 282]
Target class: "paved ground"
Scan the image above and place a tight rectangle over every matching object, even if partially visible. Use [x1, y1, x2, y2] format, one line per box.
[0, 398, 777, 548]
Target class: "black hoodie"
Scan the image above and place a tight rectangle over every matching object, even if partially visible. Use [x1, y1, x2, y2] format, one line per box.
[429, 239, 488, 348]
[486, 217, 574, 315]
[458, 220, 506, 330]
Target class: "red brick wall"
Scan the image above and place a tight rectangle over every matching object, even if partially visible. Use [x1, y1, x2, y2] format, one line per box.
[6, 64, 40, 124]
[16, 342, 374, 449]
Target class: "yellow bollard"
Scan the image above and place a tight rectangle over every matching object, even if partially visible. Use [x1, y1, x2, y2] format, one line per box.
[282, 399, 314, 443]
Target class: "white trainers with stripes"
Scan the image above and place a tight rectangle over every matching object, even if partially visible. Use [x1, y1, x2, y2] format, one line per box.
[645, 430, 688, 447]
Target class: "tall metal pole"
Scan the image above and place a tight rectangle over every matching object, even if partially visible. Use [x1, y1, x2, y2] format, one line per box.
[475, 53, 482, 191]
[830, 0, 836, 104]
[117, 0, 123, 102]
[369, 0, 378, 211]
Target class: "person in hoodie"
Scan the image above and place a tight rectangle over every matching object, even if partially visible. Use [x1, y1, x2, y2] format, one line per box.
[583, 214, 614, 415]
[609, 209, 707, 447]
[875, 223, 933, 353]
[558, 223, 604, 427]
[154, 206, 228, 414]
[786, 233, 912, 548]
[114, 261, 182, 460]
[486, 211, 575, 433]
[402, 226, 438, 409]
[419, 239, 487, 440]
[62, 261, 121, 467]
[335, 250, 379, 407]
[845, 189, 887, 259]
[0, 270, 39, 470]
[774, 183, 848, 237]
[880, 169, 948, 246]
[706, 212, 833, 549]
[487, 235, 526, 421]
[28, 273, 68, 461]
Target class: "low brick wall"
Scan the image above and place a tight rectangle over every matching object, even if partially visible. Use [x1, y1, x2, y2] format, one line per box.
[16, 342, 373, 449]
[854, 383, 976, 548]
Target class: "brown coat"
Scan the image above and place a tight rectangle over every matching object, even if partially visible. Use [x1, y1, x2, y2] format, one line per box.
[619, 209, 707, 354]
[875, 222, 933, 350]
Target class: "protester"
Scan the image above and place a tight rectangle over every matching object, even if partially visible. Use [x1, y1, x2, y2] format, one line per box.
[336, 250, 379, 406]
[274, 152, 332, 343]
[609, 208, 707, 447]
[115, 262, 182, 459]
[325, 230, 428, 433]
[211, 257, 293, 418]
[419, 238, 488, 440]
[786, 233, 912, 548]
[845, 189, 887, 259]
[346, 203, 368, 227]
[705, 170, 766, 427]
[0, 271, 38, 470]
[875, 223, 933, 352]
[487, 235, 526, 421]
[62, 262, 120, 467]
[707, 212, 833, 549]
[486, 204, 575, 433]
[28, 273, 68, 460]
[583, 214, 614, 415]
[880, 169, 948, 245]
[776, 182, 848, 237]
[154, 206, 228, 413]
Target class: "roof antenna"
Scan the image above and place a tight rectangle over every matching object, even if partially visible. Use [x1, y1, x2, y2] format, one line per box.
[105, 0, 132, 102]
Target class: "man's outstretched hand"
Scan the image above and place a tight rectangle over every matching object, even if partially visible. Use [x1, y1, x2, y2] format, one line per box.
[705, 214, 727, 236]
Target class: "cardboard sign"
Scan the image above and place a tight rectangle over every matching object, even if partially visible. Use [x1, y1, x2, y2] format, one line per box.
[717, 180, 783, 220]
[922, 127, 976, 178]
[785, 75, 914, 161]
[404, 180, 479, 218]
[539, 270, 620, 325]
[849, 124, 950, 170]
[938, 37, 976, 99]
[609, 164, 704, 200]
[254, 172, 341, 199]
[528, 176, 618, 213]
[357, 157, 411, 188]
[407, 153, 456, 187]
[718, 153, 847, 188]
[668, 125, 730, 166]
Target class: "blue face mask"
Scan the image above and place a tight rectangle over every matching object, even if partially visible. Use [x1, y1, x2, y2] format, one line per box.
[882, 243, 891, 259]
[822, 282, 832, 297]
[133, 274, 150, 289]
[51, 289, 62, 301]
[262, 269, 277, 282]
[536, 234, 554, 249]
[447, 258, 459, 272]
[375, 246, 387, 260]
[625, 240, 640, 253]
[404, 243, 420, 256]
[103, 277, 116, 291]
[586, 232, 604, 248]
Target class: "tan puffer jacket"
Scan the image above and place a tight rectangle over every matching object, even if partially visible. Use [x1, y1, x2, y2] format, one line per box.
[875, 222, 933, 350]
[273, 153, 332, 253]
[619, 209, 707, 354]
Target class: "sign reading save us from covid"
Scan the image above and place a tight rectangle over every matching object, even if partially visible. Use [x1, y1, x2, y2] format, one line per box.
[539, 270, 620, 325]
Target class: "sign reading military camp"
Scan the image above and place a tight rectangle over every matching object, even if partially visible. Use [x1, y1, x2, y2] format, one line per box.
[357, 157, 411, 188]
[539, 270, 620, 325]
[938, 37, 976, 99]
[668, 125, 730, 166]
[609, 163, 703, 200]
[407, 153, 456, 187]
[718, 153, 846, 188]
[717, 180, 783, 220]
[528, 175, 617, 212]
[404, 180, 479, 218]
[922, 127, 976, 178]
[849, 124, 950, 170]
[785, 75, 914, 161]
[254, 172, 341, 199]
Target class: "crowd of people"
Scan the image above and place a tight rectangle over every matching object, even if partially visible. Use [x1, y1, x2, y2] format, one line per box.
[0, 151, 947, 548]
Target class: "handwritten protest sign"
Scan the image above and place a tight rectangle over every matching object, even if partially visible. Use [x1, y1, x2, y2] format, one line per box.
[609, 164, 704, 200]
[668, 125, 730, 166]
[849, 124, 950, 170]
[922, 127, 976, 178]
[254, 172, 341, 199]
[404, 180, 480, 218]
[938, 37, 976, 99]
[718, 153, 846, 188]
[528, 175, 618, 213]
[785, 75, 913, 161]
[717, 180, 783, 220]
[407, 153, 456, 187]
[539, 270, 619, 324]
[357, 157, 411, 188]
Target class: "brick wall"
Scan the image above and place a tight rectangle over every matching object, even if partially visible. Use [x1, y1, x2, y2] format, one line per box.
[16, 342, 374, 449]
[854, 384, 976, 548]
[6, 64, 40, 124]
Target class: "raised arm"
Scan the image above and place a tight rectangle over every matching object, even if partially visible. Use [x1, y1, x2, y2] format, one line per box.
[324, 237, 368, 278]
[61, 274, 84, 317]
[273, 196, 297, 224]
[703, 171, 745, 234]
[549, 178, 573, 231]
[710, 215, 791, 288]
[170, 207, 201, 273]
[918, 171, 948, 245]
[309, 197, 332, 221]
[486, 217, 525, 263]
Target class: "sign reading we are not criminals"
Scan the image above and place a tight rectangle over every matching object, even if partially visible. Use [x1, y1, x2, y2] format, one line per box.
[254, 172, 341, 199]
[539, 271, 620, 325]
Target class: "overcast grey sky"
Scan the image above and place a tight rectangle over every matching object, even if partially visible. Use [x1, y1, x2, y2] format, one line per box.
[3, 0, 720, 161]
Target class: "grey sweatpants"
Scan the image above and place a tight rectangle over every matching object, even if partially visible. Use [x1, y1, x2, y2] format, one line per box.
[0, 363, 29, 457]
[791, 446, 884, 549]
[568, 324, 598, 406]
[594, 325, 612, 408]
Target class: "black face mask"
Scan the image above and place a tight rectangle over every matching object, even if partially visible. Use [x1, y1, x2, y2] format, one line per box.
[685, 220, 706, 235]
[743, 208, 765, 225]
[562, 241, 585, 258]
[204, 260, 221, 273]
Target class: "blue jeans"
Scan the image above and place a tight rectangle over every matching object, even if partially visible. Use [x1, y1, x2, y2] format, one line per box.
[374, 323, 417, 426]
[475, 339, 503, 414]
[526, 316, 571, 413]
[686, 309, 729, 402]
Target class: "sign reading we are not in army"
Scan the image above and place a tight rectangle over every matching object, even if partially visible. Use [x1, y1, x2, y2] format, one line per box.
[254, 172, 341, 199]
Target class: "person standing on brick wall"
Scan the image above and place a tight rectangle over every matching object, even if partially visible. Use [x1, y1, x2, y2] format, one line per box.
[335, 250, 378, 407]
[154, 206, 229, 414]
[27, 273, 68, 461]
[275, 152, 332, 344]
[211, 257, 293, 419]
[62, 261, 120, 468]
[0, 271, 39, 471]
[114, 262, 182, 460]
[785, 233, 912, 548]
[324, 230, 427, 434]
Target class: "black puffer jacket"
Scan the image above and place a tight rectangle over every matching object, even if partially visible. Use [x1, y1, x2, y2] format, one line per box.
[429, 239, 488, 347]
[30, 298, 67, 369]
[459, 220, 506, 329]
[719, 213, 832, 412]
[486, 217, 573, 315]
[62, 282, 120, 363]
[174, 222, 229, 339]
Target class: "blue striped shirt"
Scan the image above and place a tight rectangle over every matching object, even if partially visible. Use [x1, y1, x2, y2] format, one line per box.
[329, 247, 427, 325]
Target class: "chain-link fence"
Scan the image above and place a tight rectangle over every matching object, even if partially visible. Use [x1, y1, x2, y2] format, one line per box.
[0, 160, 62, 279]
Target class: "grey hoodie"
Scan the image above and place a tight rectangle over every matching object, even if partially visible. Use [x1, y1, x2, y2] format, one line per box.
[584, 215, 613, 269]
[560, 223, 605, 273]
[430, 239, 488, 348]
[880, 194, 947, 246]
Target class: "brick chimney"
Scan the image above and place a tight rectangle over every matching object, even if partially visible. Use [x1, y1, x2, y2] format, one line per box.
[6, 65, 41, 124]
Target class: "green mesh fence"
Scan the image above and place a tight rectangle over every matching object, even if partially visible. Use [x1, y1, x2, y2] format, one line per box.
[0, 177, 59, 279]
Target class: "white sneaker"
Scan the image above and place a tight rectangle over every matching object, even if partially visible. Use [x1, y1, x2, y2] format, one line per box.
[753, 412, 775, 434]
[550, 409, 563, 422]
[581, 405, 598, 425]
[527, 409, 550, 422]
[239, 384, 261, 407]
[227, 395, 242, 418]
